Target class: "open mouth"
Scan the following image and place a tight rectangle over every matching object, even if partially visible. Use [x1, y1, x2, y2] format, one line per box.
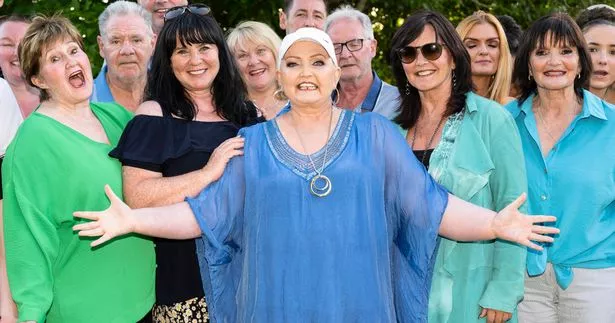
[68, 70, 85, 88]
[297, 82, 317, 90]
[416, 70, 436, 77]
[544, 71, 566, 77]
[249, 68, 266, 76]
[187, 69, 206, 75]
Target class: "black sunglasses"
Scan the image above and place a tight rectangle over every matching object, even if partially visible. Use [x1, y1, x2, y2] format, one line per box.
[397, 43, 444, 64]
[164, 4, 211, 22]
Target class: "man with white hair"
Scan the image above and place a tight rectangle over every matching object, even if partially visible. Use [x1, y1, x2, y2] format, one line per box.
[137, 0, 187, 35]
[325, 5, 399, 119]
[93, 1, 156, 112]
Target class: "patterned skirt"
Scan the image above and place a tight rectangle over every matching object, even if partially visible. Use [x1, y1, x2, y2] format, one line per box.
[152, 297, 209, 323]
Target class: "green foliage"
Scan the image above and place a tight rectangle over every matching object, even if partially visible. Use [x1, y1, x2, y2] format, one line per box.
[0, 0, 607, 83]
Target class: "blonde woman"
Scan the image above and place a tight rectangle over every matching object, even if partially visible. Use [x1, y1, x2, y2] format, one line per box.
[227, 21, 286, 120]
[457, 11, 514, 105]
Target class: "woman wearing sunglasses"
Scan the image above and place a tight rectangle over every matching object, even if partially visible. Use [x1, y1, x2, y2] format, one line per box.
[457, 11, 515, 105]
[73, 27, 558, 322]
[109, 5, 258, 322]
[390, 11, 527, 323]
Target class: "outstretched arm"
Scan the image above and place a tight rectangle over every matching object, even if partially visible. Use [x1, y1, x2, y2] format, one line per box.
[74, 185, 201, 247]
[439, 193, 558, 250]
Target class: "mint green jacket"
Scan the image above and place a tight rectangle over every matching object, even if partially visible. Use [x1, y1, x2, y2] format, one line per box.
[401, 92, 527, 322]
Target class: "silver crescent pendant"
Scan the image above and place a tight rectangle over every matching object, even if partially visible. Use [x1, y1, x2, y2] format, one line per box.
[310, 174, 332, 197]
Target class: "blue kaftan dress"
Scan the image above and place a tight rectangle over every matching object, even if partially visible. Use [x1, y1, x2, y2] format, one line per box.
[186, 110, 449, 322]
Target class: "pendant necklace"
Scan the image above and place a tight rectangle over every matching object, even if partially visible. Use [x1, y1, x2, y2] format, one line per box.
[411, 116, 445, 165]
[291, 108, 334, 197]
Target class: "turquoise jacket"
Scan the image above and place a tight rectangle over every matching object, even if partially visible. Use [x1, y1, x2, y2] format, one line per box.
[402, 92, 527, 322]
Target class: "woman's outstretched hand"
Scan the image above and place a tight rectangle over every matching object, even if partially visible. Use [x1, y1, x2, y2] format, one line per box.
[491, 193, 559, 250]
[73, 185, 135, 247]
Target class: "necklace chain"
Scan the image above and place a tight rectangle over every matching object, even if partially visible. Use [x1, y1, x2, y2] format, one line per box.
[290, 109, 335, 197]
[534, 100, 579, 144]
[411, 117, 445, 165]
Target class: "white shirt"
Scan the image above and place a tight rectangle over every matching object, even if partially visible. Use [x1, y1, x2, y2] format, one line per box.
[0, 78, 23, 156]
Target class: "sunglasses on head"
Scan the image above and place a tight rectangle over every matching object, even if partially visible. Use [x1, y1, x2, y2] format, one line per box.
[397, 43, 444, 64]
[164, 4, 211, 22]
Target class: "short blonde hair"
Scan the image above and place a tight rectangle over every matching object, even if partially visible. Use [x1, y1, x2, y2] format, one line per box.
[19, 14, 84, 101]
[226, 21, 282, 64]
[457, 11, 512, 105]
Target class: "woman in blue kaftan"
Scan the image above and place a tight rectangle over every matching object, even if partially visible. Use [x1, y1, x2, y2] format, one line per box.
[189, 108, 447, 322]
[73, 28, 558, 323]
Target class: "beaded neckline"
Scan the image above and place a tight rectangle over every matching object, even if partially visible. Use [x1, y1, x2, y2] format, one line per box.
[264, 109, 354, 181]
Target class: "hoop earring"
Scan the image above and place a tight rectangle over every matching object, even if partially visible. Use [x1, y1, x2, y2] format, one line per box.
[577, 73, 581, 79]
[405, 82, 411, 95]
[528, 74, 532, 81]
[332, 88, 340, 106]
[274, 88, 286, 101]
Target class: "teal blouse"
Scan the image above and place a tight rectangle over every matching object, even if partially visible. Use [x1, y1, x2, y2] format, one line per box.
[401, 92, 527, 322]
[505, 90, 615, 289]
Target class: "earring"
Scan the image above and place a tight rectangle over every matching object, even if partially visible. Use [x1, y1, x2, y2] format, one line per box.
[577, 73, 581, 79]
[274, 88, 286, 101]
[332, 88, 340, 106]
[528, 74, 532, 81]
[405, 82, 411, 95]
[452, 71, 457, 89]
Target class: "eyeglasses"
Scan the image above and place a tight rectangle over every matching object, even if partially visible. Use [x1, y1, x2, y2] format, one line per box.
[333, 39, 364, 55]
[164, 4, 211, 22]
[397, 43, 444, 64]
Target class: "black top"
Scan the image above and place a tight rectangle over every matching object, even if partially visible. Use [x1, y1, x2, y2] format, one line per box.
[412, 149, 435, 170]
[110, 110, 261, 305]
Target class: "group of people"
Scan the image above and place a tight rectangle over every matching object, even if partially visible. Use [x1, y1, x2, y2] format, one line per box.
[0, 0, 613, 323]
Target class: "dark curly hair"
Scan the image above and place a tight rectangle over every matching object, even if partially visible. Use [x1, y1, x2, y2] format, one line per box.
[390, 10, 473, 130]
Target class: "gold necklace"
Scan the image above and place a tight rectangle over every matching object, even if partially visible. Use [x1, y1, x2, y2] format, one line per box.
[291, 109, 334, 197]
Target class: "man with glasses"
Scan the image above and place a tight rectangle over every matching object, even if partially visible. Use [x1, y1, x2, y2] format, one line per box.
[279, 0, 327, 34]
[325, 6, 399, 119]
[137, 0, 187, 35]
[92, 1, 156, 112]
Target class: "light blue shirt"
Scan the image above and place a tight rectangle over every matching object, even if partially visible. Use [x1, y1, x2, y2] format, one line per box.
[336, 71, 400, 120]
[91, 66, 115, 103]
[505, 90, 615, 289]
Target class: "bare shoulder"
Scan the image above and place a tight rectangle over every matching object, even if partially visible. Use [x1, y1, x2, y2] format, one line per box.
[135, 100, 163, 117]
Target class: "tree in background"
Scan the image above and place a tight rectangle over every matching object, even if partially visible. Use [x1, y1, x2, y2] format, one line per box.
[0, 0, 603, 83]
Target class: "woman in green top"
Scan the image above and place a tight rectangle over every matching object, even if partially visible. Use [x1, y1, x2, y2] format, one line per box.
[391, 11, 526, 323]
[1, 15, 155, 323]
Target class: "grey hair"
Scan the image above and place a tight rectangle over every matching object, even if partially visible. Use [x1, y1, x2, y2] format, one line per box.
[324, 5, 373, 39]
[587, 4, 615, 11]
[98, 0, 153, 38]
